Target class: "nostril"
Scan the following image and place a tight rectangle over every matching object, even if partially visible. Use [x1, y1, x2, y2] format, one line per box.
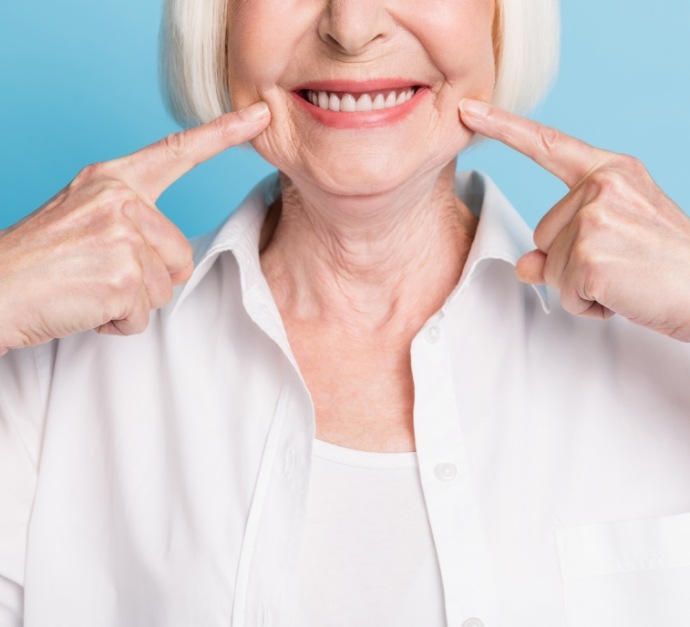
[317, 7, 392, 57]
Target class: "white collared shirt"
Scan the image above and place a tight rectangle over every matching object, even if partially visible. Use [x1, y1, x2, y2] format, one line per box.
[2, 171, 690, 627]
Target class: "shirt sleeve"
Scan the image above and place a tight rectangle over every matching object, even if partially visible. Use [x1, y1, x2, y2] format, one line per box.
[0, 343, 53, 626]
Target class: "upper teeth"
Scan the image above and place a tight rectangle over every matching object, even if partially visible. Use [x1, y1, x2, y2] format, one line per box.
[304, 88, 416, 112]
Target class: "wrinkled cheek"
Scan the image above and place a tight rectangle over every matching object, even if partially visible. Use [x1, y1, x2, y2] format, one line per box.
[248, 102, 303, 173]
[249, 134, 282, 169]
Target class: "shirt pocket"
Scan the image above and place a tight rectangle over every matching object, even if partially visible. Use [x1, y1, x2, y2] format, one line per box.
[555, 512, 690, 627]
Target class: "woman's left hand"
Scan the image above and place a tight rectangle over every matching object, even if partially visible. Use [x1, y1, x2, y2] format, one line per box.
[459, 99, 690, 342]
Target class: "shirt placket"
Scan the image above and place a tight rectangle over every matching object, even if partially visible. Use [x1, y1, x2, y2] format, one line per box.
[412, 313, 498, 627]
[231, 281, 315, 627]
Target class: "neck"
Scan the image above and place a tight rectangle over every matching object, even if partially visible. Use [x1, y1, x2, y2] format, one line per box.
[260, 162, 478, 333]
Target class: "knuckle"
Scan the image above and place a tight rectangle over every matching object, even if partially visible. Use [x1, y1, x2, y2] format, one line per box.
[570, 239, 604, 285]
[581, 269, 609, 305]
[208, 115, 228, 137]
[107, 261, 144, 296]
[588, 169, 626, 201]
[69, 173, 138, 220]
[214, 113, 246, 142]
[97, 180, 138, 210]
[105, 221, 141, 249]
[71, 161, 121, 189]
[561, 257, 609, 313]
[162, 132, 188, 161]
[72, 162, 105, 185]
[618, 153, 647, 176]
[536, 125, 560, 155]
[573, 203, 609, 234]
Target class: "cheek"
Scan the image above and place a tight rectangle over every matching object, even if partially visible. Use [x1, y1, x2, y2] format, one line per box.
[226, 16, 283, 105]
[411, 0, 496, 93]
[413, 1, 496, 162]
[226, 1, 324, 173]
[226, 0, 316, 108]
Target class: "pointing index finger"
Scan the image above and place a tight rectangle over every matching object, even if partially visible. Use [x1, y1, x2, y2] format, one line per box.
[114, 101, 271, 202]
[459, 99, 612, 189]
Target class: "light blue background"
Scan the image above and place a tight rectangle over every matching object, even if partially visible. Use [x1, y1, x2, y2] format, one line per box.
[1, 2, 688, 236]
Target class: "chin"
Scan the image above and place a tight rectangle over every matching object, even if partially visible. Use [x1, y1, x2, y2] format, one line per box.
[253, 134, 471, 200]
[304, 155, 432, 197]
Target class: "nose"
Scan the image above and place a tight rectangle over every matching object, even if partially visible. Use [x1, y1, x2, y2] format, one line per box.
[318, 0, 394, 56]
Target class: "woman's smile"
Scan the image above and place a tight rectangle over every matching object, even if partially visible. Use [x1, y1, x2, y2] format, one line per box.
[292, 80, 430, 129]
[226, 0, 496, 195]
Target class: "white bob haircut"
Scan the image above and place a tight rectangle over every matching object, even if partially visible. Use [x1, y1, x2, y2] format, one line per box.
[160, 0, 560, 127]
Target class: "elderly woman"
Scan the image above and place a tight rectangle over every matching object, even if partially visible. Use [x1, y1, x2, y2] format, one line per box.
[1, 0, 690, 625]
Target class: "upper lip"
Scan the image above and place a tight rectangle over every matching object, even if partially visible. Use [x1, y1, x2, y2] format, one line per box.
[293, 79, 427, 94]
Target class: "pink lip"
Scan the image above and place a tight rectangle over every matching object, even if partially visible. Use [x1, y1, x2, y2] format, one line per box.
[291, 79, 430, 130]
[296, 79, 423, 93]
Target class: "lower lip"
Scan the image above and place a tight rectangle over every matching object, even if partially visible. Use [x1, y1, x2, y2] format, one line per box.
[292, 88, 429, 129]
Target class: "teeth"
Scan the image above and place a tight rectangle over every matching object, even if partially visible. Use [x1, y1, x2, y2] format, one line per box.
[397, 89, 412, 104]
[356, 93, 373, 112]
[304, 88, 417, 113]
[341, 93, 356, 112]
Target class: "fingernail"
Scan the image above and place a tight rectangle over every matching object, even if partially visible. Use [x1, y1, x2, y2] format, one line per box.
[238, 102, 270, 122]
[459, 99, 491, 118]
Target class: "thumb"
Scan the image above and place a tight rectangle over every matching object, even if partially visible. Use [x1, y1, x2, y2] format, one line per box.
[516, 249, 547, 284]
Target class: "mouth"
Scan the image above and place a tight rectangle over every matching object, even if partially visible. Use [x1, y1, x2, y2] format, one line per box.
[291, 80, 428, 129]
[297, 86, 420, 113]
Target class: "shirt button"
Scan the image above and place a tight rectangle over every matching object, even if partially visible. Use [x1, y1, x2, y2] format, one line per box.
[425, 325, 441, 344]
[462, 619, 484, 627]
[434, 462, 457, 481]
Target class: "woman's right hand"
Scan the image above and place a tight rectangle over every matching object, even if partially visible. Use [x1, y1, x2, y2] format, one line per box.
[0, 102, 271, 356]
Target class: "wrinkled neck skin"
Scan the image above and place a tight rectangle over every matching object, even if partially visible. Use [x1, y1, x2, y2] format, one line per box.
[259, 160, 478, 335]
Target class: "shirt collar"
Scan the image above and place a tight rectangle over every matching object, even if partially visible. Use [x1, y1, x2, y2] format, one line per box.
[454, 170, 550, 313]
[172, 170, 549, 316]
[171, 173, 281, 316]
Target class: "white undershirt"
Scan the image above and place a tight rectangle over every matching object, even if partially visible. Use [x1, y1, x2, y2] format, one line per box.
[290, 439, 446, 626]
